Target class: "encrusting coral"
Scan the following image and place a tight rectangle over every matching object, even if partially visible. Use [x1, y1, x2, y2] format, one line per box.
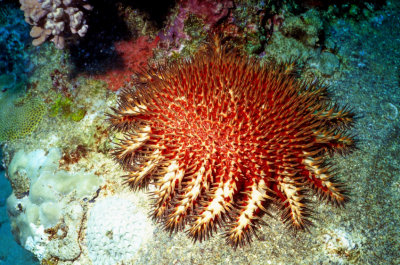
[19, 0, 92, 49]
[108, 37, 356, 248]
[0, 96, 46, 142]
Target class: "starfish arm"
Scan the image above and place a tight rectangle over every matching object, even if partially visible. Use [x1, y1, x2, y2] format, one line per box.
[107, 89, 150, 131]
[314, 128, 355, 154]
[150, 159, 185, 220]
[122, 149, 163, 190]
[187, 179, 236, 242]
[315, 104, 355, 129]
[112, 125, 152, 168]
[303, 157, 348, 205]
[164, 158, 211, 232]
[276, 177, 311, 229]
[225, 179, 272, 248]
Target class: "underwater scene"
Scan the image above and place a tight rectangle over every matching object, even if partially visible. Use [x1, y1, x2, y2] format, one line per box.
[0, 0, 399, 264]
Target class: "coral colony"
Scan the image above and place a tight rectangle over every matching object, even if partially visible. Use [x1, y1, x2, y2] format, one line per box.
[109, 38, 355, 247]
[19, 0, 92, 49]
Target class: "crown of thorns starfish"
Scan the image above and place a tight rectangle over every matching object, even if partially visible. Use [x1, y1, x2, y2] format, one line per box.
[108, 37, 355, 248]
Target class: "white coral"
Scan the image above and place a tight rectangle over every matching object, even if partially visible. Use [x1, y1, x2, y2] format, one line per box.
[86, 196, 154, 265]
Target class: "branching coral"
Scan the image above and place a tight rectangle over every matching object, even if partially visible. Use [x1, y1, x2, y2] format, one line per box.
[19, 0, 92, 49]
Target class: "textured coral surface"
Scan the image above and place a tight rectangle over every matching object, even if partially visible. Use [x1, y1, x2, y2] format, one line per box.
[0, 97, 46, 142]
[109, 39, 355, 247]
[86, 196, 153, 265]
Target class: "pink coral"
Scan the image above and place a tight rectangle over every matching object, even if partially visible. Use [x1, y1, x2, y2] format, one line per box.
[96, 36, 159, 91]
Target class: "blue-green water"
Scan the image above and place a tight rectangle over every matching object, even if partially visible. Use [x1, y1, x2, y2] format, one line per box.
[0, 170, 39, 265]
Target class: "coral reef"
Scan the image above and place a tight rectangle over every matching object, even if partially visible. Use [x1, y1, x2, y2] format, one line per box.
[265, 9, 324, 62]
[184, 0, 234, 26]
[0, 73, 17, 93]
[2, 0, 399, 264]
[218, 1, 281, 55]
[280, 9, 323, 47]
[262, 8, 342, 78]
[108, 38, 355, 247]
[19, 0, 93, 49]
[295, 0, 386, 20]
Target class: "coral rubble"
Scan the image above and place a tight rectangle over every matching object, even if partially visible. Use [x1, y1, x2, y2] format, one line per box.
[159, 0, 234, 51]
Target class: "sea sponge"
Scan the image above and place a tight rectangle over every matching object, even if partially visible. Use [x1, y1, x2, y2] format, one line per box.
[0, 97, 46, 142]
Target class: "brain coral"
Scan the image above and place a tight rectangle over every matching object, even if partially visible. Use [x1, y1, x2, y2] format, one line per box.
[0, 97, 46, 142]
[86, 196, 153, 265]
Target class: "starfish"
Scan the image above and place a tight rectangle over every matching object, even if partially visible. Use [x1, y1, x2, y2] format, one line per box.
[108, 38, 355, 247]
